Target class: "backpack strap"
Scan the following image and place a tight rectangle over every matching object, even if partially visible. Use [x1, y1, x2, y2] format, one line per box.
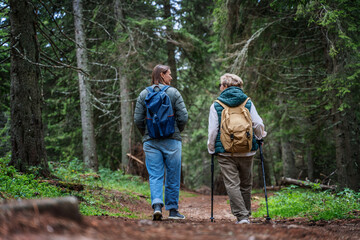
[240, 97, 250, 108]
[215, 100, 228, 109]
[146, 86, 154, 93]
[216, 98, 250, 110]
[147, 85, 170, 93]
[161, 85, 170, 92]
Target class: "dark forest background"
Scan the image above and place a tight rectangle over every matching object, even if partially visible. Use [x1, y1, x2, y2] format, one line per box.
[1, 0, 359, 192]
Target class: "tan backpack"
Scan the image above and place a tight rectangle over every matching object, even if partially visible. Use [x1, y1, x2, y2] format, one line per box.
[215, 98, 253, 154]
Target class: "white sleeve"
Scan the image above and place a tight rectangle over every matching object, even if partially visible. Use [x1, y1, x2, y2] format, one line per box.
[207, 103, 219, 154]
[250, 102, 267, 140]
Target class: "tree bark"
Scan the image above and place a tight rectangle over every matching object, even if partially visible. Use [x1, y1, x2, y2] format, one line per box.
[73, 0, 98, 171]
[333, 108, 357, 189]
[226, 0, 242, 43]
[281, 140, 296, 178]
[114, 0, 131, 172]
[306, 145, 314, 181]
[349, 109, 360, 190]
[9, 0, 49, 176]
[280, 129, 296, 178]
[163, 0, 177, 87]
[120, 71, 131, 171]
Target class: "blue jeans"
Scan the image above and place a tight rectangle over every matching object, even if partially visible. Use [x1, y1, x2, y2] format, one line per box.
[143, 139, 182, 210]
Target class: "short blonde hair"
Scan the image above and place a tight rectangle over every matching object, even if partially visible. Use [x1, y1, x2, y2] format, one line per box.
[220, 73, 243, 88]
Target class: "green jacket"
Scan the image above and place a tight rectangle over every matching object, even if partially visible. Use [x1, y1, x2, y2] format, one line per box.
[214, 86, 258, 153]
[134, 84, 188, 142]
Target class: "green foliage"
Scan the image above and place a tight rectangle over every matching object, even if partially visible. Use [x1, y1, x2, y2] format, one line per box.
[77, 192, 137, 218]
[0, 111, 10, 157]
[212, 0, 228, 39]
[96, 168, 150, 197]
[0, 3, 11, 158]
[295, 0, 360, 107]
[254, 186, 360, 221]
[3, 0, 359, 202]
[1, 157, 152, 218]
[50, 158, 152, 217]
[182, 94, 215, 189]
[0, 156, 63, 199]
[51, 158, 151, 198]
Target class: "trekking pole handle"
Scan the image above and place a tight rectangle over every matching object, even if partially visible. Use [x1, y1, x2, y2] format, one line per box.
[256, 139, 264, 146]
[257, 139, 264, 155]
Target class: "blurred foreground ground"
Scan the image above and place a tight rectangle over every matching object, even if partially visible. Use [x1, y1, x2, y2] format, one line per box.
[1, 192, 359, 240]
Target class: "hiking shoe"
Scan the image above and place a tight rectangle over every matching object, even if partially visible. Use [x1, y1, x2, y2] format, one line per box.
[152, 204, 162, 221]
[236, 219, 250, 224]
[168, 209, 185, 220]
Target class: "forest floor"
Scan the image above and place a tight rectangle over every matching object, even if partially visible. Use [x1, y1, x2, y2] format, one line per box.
[1, 189, 359, 240]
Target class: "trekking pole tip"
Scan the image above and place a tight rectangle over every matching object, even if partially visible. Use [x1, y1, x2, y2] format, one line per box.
[264, 216, 272, 224]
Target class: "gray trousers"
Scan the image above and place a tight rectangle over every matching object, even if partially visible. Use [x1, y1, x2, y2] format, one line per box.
[217, 155, 253, 221]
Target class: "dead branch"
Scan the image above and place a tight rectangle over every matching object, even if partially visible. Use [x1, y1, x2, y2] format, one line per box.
[127, 153, 144, 165]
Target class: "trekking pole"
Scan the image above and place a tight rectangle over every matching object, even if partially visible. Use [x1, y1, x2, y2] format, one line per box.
[210, 154, 215, 222]
[257, 140, 271, 221]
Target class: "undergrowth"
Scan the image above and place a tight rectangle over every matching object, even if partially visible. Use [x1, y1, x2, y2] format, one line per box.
[0, 155, 63, 199]
[3, 154, 360, 221]
[0, 156, 150, 218]
[253, 185, 360, 221]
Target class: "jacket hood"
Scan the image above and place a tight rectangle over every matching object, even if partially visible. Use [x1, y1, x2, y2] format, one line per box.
[217, 86, 248, 107]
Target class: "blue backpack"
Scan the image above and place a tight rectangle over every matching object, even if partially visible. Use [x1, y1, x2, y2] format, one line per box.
[144, 85, 175, 138]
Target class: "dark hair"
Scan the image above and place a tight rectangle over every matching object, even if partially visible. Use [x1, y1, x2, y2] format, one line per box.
[151, 64, 170, 85]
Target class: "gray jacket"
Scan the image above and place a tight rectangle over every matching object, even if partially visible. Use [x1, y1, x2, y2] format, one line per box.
[134, 84, 188, 142]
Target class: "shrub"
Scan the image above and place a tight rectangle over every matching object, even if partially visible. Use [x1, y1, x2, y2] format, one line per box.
[253, 185, 360, 221]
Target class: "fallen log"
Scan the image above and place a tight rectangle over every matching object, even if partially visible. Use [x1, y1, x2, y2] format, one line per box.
[39, 180, 84, 191]
[265, 186, 282, 191]
[281, 177, 337, 190]
[0, 196, 82, 222]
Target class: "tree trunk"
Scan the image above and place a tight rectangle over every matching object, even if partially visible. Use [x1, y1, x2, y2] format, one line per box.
[114, 0, 131, 172]
[226, 0, 242, 43]
[9, 0, 49, 176]
[333, 108, 357, 189]
[306, 145, 314, 181]
[163, 0, 177, 87]
[120, 72, 131, 171]
[73, 0, 98, 171]
[281, 129, 296, 178]
[349, 109, 360, 190]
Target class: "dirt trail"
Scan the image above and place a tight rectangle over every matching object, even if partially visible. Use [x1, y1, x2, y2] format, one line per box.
[181, 194, 234, 221]
[1, 192, 359, 240]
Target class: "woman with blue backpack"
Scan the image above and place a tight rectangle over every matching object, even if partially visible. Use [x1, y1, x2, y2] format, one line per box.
[134, 64, 188, 221]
